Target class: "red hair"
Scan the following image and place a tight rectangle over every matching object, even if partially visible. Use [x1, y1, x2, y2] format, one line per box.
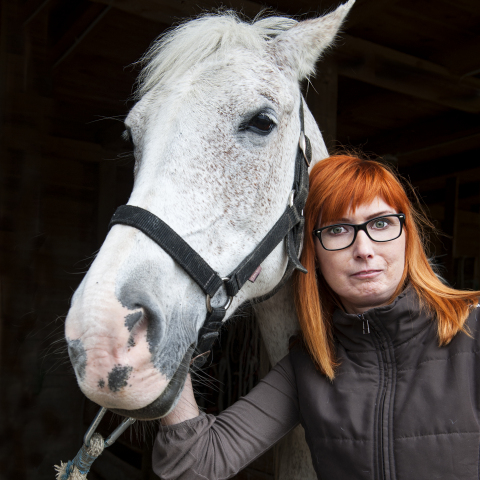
[294, 155, 480, 380]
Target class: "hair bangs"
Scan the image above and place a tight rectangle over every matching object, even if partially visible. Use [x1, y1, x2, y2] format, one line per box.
[318, 158, 410, 227]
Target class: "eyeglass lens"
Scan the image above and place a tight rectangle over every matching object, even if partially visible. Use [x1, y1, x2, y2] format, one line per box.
[320, 215, 402, 251]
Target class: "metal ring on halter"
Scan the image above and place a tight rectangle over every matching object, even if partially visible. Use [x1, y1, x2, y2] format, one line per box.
[206, 277, 233, 313]
[298, 131, 310, 166]
[288, 190, 295, 208]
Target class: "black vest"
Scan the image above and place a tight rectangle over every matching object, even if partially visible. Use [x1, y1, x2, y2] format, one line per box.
[290, 288, 480, 480]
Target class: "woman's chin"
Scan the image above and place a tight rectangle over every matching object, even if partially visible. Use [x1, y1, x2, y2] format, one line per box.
[342, 283, 394, 313]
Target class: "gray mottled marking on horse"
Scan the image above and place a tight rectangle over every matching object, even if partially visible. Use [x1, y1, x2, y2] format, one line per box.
[67, 338, 87, 381]
[128, 335, 136, 348]
[98, 379, 105, 388]
[125, 311, 142, 331]
[107, 364, 133, 392]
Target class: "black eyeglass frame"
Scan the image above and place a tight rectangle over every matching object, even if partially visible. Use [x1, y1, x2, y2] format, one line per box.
[312, 213, 406, 251]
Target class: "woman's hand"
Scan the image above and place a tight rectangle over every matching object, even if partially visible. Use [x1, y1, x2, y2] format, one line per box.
[161, 373, 199, 426]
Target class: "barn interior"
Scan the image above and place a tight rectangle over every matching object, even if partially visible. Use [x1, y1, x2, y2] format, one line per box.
[1, 0, 479, 478]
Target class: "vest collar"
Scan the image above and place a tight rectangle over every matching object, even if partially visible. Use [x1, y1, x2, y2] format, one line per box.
[332, 285, 430, 351]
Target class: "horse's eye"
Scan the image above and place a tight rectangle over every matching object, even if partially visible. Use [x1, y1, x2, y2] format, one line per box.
[246, 113, 275, 135]
[123, 129, 134, 148]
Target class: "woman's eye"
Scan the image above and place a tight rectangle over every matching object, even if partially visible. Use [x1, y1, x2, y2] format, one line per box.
[329, 226, 347, 235]
[245, 113, 275, 135]
[373, 220, 388, 229]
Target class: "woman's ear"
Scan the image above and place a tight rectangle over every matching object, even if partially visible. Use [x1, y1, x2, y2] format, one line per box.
[270, 0, 355, 81]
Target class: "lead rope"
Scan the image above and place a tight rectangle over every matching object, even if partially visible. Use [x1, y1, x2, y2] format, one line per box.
[54, 408, 136, 479]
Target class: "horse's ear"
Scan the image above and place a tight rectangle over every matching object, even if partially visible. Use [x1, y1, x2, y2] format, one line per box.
[271, 0, 355, 81]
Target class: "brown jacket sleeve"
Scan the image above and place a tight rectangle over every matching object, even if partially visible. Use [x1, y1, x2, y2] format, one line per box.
[152, 354, 300, 480]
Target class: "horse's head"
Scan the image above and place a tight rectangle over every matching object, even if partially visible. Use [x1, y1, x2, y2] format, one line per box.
[65, 1, 354, 419]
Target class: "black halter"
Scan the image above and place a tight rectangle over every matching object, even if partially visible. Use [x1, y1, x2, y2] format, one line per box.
[109, 99, 312, 368]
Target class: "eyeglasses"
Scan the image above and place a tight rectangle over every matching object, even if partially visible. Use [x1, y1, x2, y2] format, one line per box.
[313, 214, 405, 251]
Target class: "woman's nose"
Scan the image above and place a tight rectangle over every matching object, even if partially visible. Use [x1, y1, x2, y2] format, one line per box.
[353, 230, 375, 258]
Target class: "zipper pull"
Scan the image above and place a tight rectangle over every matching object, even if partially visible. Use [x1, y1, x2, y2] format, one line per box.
[359, 314, 370, 334]
[364, 319, 370, 334]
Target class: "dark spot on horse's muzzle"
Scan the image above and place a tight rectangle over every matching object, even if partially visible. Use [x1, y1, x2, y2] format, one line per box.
[110, 344, 194, 420]
[98, 379, 105, 389]
[67, 338, 87, 381]
[107, 364, 133, 392]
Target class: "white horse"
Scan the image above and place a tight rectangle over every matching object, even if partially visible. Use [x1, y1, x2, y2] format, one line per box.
[65, 2, 354, 478]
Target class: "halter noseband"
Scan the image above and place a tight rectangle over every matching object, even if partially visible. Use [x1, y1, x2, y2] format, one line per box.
[109, 99, 312, 368]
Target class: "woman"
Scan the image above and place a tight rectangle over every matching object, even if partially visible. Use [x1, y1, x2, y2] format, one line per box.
[152, 155, 480, 480]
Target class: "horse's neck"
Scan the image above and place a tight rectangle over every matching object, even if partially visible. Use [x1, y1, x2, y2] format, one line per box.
[254, 279, 299, 366]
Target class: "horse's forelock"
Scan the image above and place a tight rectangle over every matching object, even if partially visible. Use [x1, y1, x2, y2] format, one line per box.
[134, 12, 298, 99]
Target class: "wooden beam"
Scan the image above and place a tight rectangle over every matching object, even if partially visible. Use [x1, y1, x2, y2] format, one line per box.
[429, 36, 480, 78]
[51, 3, 112, 68]
[365, 111, 480, 166]
[90, 0, 399, 29]
[342, 0, 400, 27]
[221, 0, 400, 23]
[336, 34, 480, 113]
[416, 180, 480, 206]
[91, 0, 263, 25]
[409, 167, 480, 212]
[399, 148, 480, 184]
[22, 0, 52, 26]
[395, 131, 480, 167]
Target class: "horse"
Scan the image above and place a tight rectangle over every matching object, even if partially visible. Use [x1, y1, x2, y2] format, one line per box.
[65, 1, 355, 478]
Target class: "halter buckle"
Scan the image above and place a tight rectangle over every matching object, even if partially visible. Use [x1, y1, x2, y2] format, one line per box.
[206, 277, 233, 313]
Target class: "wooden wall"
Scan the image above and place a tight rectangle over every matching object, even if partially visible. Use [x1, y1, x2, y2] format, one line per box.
[0, 1, 161, 477]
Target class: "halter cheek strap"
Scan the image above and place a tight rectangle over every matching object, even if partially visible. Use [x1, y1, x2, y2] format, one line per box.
[109, 99, 312, 368]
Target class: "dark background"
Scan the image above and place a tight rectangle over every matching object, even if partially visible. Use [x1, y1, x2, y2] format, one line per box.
[1, 0, 479, 478]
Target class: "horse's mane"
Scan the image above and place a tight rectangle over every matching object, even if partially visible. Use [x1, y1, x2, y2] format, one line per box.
[135, 12, 297, 99]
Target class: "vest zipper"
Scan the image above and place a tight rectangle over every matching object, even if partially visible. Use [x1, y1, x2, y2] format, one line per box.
[361, 314, 390, 480]
[374, 326, 387, 480]
[359, 314, 370, 334]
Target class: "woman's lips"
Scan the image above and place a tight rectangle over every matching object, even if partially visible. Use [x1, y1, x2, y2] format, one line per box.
[351, 269, 382, 279]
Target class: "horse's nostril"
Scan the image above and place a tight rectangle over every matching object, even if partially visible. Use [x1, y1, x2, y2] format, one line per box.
[118, 279, 166, 356]
[121, 303, 163, 355]
[124, 310, 142, 332]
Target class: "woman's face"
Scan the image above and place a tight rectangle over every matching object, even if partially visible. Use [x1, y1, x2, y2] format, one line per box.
[315, 197, 406, 314]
